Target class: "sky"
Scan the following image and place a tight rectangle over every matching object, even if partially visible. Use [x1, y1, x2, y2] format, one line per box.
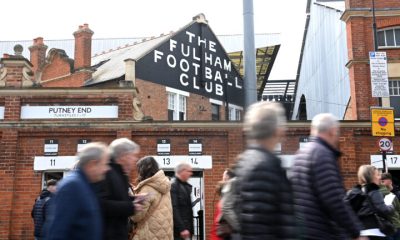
[0, 0, 307, 80]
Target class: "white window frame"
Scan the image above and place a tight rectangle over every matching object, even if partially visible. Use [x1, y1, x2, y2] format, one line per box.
[389, 80, 400, 120]
[166, 87, 189, 121]
[228, 103, 243, 121]
[377, 27, 400, 49]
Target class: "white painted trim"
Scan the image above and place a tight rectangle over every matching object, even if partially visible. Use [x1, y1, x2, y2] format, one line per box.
[228, 103, 244, 110]
[165, 87, 190, 97]
[209, 98, 223, 106]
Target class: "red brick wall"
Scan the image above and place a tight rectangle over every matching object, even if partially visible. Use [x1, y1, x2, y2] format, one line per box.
[344, 1, 400, 120]
[41, 54, 71, 82]
[1, 122, 400, 239]
[136, 78, 222, 121]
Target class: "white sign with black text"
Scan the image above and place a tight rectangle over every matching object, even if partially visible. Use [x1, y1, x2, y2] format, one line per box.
[157, 139, 171, 155]
[44, 139, 58, 156]
[77, 139, 91, 152]
[188, 139, 202, 155]
[371, 155, 400, 169]
[153, 155, 212, 169]
[21, 106, 119, 119]
[34, 156, 78, 171]
[369, 52, 390, 98]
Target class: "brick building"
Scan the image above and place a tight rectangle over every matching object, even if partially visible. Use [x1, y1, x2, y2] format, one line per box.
[0, 10, 399, 240]
[292, 0, 400, 120]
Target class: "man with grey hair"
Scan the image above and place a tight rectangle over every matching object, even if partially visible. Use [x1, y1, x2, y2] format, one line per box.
[97, 138, 142, 240]
[290, 113, 366, 240]
[48, 142, 110, 240]
[232, 101, 297, 239]
[171, 162, 194, 239]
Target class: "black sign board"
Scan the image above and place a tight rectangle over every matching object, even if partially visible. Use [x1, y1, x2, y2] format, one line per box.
[44, 139, 58, 156]
[77, 139, 91, 152]
[188, 139, 202, 155]
[157, 139, 171, 156]
[136, 22, 244, 107]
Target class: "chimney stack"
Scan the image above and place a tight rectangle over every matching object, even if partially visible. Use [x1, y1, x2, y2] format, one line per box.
[29, 37, 48, 73]
[73, 23, 94, 71]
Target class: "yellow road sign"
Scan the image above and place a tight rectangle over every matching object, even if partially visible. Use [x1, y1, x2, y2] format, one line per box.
[371, 107, 395, 136]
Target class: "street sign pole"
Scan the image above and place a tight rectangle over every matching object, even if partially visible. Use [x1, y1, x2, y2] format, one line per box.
[382, 151, 387, 173]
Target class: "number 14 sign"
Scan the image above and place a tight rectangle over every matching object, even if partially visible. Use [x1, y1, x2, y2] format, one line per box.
[153, 155, 212, 169]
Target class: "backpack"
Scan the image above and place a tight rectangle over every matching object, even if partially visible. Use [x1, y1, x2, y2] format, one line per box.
[218, 177, 240, 236]
[344, 188, 366, 213]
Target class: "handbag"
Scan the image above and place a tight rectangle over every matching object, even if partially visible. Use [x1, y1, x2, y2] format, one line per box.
[363, 187, 396, 236]
[216, 217, 233, 237]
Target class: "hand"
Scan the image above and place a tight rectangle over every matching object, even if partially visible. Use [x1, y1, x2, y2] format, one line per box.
[134, 193, 149, 204]
[180, 229, 190, 238]
[353, 237, 369, 240]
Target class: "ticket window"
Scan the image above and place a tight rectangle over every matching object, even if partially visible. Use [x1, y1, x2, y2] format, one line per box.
[41, 171, 66, 190]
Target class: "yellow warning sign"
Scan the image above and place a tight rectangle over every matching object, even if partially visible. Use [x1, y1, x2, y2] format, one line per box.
[371, 108, 395, 136]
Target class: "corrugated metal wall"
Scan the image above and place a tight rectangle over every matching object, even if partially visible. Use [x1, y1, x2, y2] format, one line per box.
[292, 1, 349, 120]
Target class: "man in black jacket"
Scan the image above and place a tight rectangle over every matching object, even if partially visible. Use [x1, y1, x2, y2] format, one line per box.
[290, 113, 366, 240]
[234, 102, 297, 239]
[171, 162, 194, 240]
[97, 138, 141, 240]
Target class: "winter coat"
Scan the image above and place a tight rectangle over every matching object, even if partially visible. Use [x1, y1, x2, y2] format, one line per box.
[209, 200, 224, 240]
[31, 189, 53, 237]
[380, 185, 400, 229]
[131, 170, 173, 240]
[47, 169, 102, 240]
[234, 144, 297, 240]
[351, 183, 394, 230]
[96, 161, 135, 240]
[171, 177, 194, 237]
[290, 137, 363, 240]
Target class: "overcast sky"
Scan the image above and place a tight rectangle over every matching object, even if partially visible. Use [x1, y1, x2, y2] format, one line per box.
[1, 0, 307, 80]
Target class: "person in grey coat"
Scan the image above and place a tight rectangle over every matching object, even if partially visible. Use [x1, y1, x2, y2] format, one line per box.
[290, 113, 366, 240]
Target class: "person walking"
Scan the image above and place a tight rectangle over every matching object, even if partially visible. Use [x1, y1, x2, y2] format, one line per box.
[130, 156, 173, 240]
[380, 173, 400, 240]
[234, 102, 297, 239]
[290, 113, 366, 240]
[31, 179, 57, 240]
[47, 142, 110, 240]
[346, 165, 394, 239]
[209, 168, 235, 240]
[171, 162, 194, 240]
[97, 138, 142, 240]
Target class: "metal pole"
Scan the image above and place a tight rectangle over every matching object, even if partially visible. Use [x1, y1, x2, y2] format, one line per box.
[382, 151, 387, 173]
[372, 0, 382, 106]
[243, 0, 257, 109]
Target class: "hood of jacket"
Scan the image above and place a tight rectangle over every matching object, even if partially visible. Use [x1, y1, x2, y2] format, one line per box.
[39, 189, 52, 199]
[135, 170, 170, 194]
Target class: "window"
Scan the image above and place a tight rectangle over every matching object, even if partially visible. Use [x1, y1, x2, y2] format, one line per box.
[211, 104, 220, 121]
[378, 27, 400, 48]
[228, 104, 243, 121]
[167, 92, 186, 121]
[389, 80, 400, 96]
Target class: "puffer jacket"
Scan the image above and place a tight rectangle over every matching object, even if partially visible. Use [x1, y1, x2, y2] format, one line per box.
[235, 144, 297, 240]
[131, 170, 173, 240]
[290, 137, 363, 240]
[355, 183, 394, 230]
[380, 185, 400, 229]
[31, 189, 53, 237]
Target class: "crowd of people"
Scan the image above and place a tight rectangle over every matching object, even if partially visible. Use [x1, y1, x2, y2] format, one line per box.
[31, 101, 399, 240]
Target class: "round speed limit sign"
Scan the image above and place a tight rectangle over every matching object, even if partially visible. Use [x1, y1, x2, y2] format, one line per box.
[378, 138, 393, 152]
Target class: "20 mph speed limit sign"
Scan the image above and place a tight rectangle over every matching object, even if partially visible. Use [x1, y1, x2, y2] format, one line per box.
[378, 138, 393, 152]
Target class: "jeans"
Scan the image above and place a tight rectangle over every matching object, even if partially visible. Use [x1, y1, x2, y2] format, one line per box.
[388, 229, 400, 240]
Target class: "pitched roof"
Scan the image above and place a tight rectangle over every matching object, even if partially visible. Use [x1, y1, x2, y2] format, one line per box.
[88, 34, 171, 85]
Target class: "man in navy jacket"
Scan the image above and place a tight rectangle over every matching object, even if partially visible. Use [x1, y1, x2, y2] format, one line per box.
[290, 113, 366, 240]
[47, 142, 110, 240]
